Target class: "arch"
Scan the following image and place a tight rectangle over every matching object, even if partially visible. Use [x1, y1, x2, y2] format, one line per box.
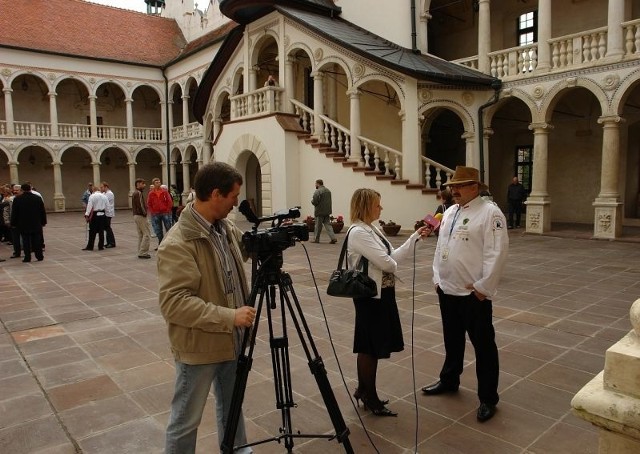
[96, 145, 130, 162]
[541, 78, 610, 122]
[352, 74, 406, 112]
[132, 145, 164, 162]
[93, 78, 129, 98]
[611, 67, 640, 115]
[316, 56, 353, 87]
[287, 44, 315, 69]
[168, 81, 183, 101]
[59, 143, 93, 160]
[7, 69, 50, 91]
[228, 133, 273, 216]
[0, 145, 11, 162]
[249, 31, 280, 68]
[485, 89, 540, 126]
[51, 74, 92, 95]
[15, 142, 55, 159]
[419, 100, 475, 134]
[130, 82, 164, 101]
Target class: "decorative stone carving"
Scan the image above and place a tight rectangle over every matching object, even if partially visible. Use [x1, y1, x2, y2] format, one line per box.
[596, 210, 613, 234]
[89, 77, 95, 84]
[602, 74, 620, 91]
[226, 77, 231, 86]
[461, 91, 474, 106]
[566, 77, 577, 87]
[352, 63, 365, 78]
[284, 35, 290, 48]
[48, 73, 56, 80]
[126, 81, 132, 87]
[419, 88, 432, 102]
[532, 85, 545, 99]
[1, 68, 11, 76]
[528, 210, 541, 230]
[314, 47, 323, 61]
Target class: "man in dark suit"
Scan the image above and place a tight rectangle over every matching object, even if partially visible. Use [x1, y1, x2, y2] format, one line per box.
[10, 183, 47, 263]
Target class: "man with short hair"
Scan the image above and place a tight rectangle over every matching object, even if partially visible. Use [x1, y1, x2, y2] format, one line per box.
[421, 166, 509, 423]
[147, 177, 173, 246]
[82, 186, 108, 251]
[101, 181, 116, 248]
[10, 183, 47, 263]
[132, 178, 151, 259]
[506, 176, 527, 229]
[158, 162, 255, 453]
[81, 182, 93, 208]
[9, 184, 23, 258]
[311, 179, 337, 244]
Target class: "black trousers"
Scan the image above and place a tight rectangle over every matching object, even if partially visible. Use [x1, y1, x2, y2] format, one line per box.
[507, 199, 523, 227]
[11, 227, 21, 256]
[104, 216, 115, 246]
[86, 214, 106, 249]
[21, 229, 44, 261]
[437, 288, 499, 406]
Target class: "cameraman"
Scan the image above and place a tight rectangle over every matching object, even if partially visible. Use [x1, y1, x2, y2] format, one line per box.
[158, 162, 255, 454]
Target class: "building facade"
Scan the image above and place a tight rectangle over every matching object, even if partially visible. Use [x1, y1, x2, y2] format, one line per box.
[1, 0, 639, 239]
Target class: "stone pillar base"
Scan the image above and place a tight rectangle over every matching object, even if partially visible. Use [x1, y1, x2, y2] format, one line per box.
[599, 427, 640, 454]
[53, 194, 65, 212]
[524, 197, 550, 234]
[593, 198, 622, 239]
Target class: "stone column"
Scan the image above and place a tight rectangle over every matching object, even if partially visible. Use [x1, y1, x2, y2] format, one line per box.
[248, 67, 257, 92]
[605, 0, 625, 60]
[462, 131, 476, 168]
[169, 161, 177, 188]
[593, 115, 624, 239]
[3, 87, 15, 135]
[202, 141, 213, 165]
[311, 71, 324, 140]
[9, 161, 19, 185]
[126, 98, 134, 140]
[49, 92, 59, 137]
[128, 161, 136, 208]
[326, 64, 337, 120]
[52, 161, 65, 212]
[162, 161, 169, 184]
[482, 127, 494, 183]
[401, 78, 421, 183]
[477, 0, 491, 74]
[182, 162, 191, 195]
[168, 100, 174, 139]
[526, 122, 553, 234]
[160, 100, 167, 141]
[572, 298, 640, 453]
[92, 161, 101, 186]
[536, 0, 552, 72]
[418, 0, 432, 53]
[89, 95, 98, 138]
[348, 88, 362, 164]
[182, 95, 189, 135]
[284, 56, 295, 114]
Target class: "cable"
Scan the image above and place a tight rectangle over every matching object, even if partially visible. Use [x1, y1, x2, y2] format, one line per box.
[300, 241, 381, 454]
[411, 240, 419, 453]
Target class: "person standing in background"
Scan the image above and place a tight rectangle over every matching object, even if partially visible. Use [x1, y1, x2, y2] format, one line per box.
[506, 176, 527, 229]
[10, 183, 47, 263]
[311, 179, 337, 244]
[132, 178, 151, 259]
[82, 186, 108, 251]
[101, 181, 116, 248]
[147, 178, 173, 247]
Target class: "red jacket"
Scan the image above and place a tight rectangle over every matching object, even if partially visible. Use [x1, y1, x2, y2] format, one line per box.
[147, 188, 172, 215]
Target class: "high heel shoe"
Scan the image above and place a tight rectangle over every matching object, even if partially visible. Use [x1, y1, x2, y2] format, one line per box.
[361, 396, 397, 417]
[353, 388, 388, 407]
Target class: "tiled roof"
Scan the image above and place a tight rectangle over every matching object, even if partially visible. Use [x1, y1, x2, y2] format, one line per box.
[0, 0, 186, 66]
[177, 20, 238, 62]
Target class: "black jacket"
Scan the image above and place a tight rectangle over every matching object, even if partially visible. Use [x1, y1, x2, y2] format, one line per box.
[11, 191, 47, 232]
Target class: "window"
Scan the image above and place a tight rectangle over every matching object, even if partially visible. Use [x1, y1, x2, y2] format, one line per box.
[515, 146, 533, 192]
[517, 11, 537, 46]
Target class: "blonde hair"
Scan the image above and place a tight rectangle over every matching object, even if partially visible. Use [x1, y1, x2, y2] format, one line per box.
[350, 188, 380, 224]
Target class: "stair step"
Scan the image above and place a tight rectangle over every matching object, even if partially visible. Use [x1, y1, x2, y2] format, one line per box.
[352, 167, 370, 173]
[333, 156, 348, 162]
[406, 183, 426, 190]
[297, 133, 311, 140]
[375, 175, 396, 181]
[390, 180, 410, 185]
[311, 142, 330, 149]
[422, 188, 439, 194]
[304, 138, 318, 144]
[319, 147, 338, 153]
[342, 161, 358, 168]
[325, 152, 344, 158]
[364, 170, 384, 176]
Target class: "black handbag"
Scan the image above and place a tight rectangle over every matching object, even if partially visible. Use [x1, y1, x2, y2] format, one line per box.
[327, 228, 377, 298]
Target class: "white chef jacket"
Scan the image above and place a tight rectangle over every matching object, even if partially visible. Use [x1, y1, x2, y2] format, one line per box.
[432, 196, 509, 298]
[85, 191, 108, 217]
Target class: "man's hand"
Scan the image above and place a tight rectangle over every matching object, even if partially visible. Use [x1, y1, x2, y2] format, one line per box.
[234, 306, 257, 327]
[465, 284, 486, 301]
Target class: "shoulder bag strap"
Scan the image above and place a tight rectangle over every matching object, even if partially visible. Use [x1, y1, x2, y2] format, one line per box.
[336, 227, 369, 274]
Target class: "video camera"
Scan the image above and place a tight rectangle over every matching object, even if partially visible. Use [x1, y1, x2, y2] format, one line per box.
[238, 200, 309, 255]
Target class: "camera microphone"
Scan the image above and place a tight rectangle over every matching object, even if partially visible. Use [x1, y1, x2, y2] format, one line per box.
[239, 200, 260, 224]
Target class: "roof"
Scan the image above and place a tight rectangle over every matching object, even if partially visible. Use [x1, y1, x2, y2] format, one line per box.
[0, 0, 186, 66]
[219, 0, 340, 25]
[175, 20, 238, 63]
[277, 6, 497, 86]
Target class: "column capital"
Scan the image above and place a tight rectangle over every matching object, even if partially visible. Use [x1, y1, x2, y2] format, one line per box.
[52, 161, 62, 166]
[398, 110, 406, 121]
[182, 95, 190, 101]
[482, 127, 495, 138]
[597, 115, 625, 125]
[461, 131, 475, 141]
[285, 55, 296, 64]
[48, 92, 57, 98]
[528, 122, 554, 132]
[88, 94, 97, 100]
[3, 87, 13, 94]
[125, 98, 133, 104]
[346, 87, 361, 98]
[128, 161, 136, 167]
[310, 70, 325, 80]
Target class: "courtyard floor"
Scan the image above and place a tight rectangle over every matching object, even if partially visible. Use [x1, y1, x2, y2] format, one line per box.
[1, 211, 639, 453]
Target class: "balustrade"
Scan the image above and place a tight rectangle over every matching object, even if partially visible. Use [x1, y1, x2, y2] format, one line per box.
[623, 18, 640, 55]
[230, 86, 284, 120]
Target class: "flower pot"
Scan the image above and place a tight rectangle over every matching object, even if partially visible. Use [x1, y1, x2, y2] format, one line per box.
[382, 224, 401, 236]
[306, 221, 315, 232]
[331, 221, 344, 234]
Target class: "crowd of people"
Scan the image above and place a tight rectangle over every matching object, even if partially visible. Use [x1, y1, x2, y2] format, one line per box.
[2, 165, 514, 452]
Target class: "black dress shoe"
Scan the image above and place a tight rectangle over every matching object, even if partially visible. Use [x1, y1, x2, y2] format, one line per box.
[104, 244, 115, 248]
[421, 381, 459, 395]
[82, 247, 93, 251]
[10, 254, 21, 258]
[476, 403, 496, 422]
[22, 258, 31, 263]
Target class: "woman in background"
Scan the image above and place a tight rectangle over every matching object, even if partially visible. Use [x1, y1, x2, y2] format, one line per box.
[347, 188, 431, 416]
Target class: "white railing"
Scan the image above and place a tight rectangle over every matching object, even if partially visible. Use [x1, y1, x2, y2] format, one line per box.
[359, 137, 402, 179]
[623, 18, 640, 56]
[291, 99, 315, 135]
[186, 122, 201, 138]
[96, 125, 127, 140]
[133, 127, 162, 141]
[422, 157, 454, 189]
[291, 99, 353, 158]
[171, 125, 184, 139]
[454, 56, 479, 70]
[550, 26, 607, 70]
[58, 123, 91, 139]
[230, 86, 285, 120]
[14, 121, 51, 137]
[0, 120, 5, 135]
[489, 44, 537, 78]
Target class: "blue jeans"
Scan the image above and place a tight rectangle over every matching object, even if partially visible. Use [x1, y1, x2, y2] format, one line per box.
[165, 358, 252, 454]
[151, 213, 172, 243]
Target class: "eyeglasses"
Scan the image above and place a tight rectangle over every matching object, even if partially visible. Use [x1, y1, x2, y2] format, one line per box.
[448, 182, 477, 189]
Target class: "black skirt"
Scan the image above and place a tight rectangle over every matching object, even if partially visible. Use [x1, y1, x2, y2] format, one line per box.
[352, 286, 404, 359]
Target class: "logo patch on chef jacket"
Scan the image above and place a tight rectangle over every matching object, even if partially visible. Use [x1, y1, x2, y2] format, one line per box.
[493, 216, 504, 230]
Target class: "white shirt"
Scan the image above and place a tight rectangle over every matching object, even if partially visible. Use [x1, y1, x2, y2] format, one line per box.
[346, 221, 423, 296]
[103, 189, 115, 217]
[432, 196, 509, 298]
[85, 191, 108, 216]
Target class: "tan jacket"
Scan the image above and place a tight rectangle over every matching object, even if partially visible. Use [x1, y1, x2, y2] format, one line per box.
[157, 204, 249, 364]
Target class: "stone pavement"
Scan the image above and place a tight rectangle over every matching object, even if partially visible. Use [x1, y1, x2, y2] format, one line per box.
[1, 212, 639, 453]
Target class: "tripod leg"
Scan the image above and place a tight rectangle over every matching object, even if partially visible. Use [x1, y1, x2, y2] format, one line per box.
[279, 274, 354, 453]
[220, 286, 265, 454]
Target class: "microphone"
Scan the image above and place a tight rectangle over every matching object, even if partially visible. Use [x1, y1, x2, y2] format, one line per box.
[239, 200, 260, 224]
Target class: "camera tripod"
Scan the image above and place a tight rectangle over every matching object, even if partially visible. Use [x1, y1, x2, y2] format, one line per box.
[221, 250, 353, 453]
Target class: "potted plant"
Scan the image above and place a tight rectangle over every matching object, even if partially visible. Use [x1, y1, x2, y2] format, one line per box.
[379, 220, 401, 236]
[330, 215, 344, 234]
[304, 215, 315, 232]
